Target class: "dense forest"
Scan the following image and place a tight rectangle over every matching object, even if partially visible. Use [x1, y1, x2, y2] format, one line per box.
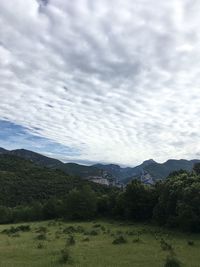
[0, 154, 200, 233]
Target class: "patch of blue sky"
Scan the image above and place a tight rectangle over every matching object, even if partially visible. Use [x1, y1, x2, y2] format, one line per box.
[0, 120, 80, 159]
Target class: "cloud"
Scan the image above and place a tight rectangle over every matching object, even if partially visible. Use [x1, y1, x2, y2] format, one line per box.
[0, 0, 200, 166]
[0, 120, 80, 160]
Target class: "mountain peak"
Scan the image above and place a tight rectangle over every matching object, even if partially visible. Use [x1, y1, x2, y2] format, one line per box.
[142, 159, 156, 166]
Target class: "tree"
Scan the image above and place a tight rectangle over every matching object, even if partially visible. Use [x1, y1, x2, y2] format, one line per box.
[64, 186, 97, 220]
[153, 173, 200, 231]
[115, 180, 157, 221]
[193, 163, 200, 175]
[0, 206, 12, 224]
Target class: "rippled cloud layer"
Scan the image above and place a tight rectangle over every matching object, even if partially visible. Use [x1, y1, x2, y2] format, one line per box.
[0, 0, 200, 165]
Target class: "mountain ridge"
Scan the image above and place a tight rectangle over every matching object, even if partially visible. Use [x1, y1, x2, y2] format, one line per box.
[0, 147, 200, 184]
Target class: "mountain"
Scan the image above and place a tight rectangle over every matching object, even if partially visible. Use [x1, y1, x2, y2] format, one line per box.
[60, 163, 103, 178]
[94, 159, 157, 183]
[143, 159, 200, 180]
[94, 158, 200, 184]
[0, 154, 109, 207]
[0, 147, 114, 185]
[0, 147, 9, 153]
[9, 149, 62, 168]
[1, 147, 199, 184]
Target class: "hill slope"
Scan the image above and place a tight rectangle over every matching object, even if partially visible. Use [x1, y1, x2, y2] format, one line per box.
[0, 148, 105, 179]
[1, 147, 200, 184]
[0, 154, 109, 207]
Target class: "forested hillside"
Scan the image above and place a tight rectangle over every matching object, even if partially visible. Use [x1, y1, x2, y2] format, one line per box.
[0, 154, 109, 207]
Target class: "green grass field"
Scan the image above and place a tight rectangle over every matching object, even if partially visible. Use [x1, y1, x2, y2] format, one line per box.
[0, 220, 199, 267]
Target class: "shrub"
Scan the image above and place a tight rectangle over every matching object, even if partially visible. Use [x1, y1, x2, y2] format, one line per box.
[112, 235, 127, 245]
[187, 240, 194, 246]
[2, 225, 30, 235]
[66, 235, 75, 246]
[35, 226, 47, 233]
[17, 225, 31, 232]
[59, 248, 71, 264]
[133, 237, 140, 243]
[36, 233, 46, 240]
[84, 230, 99, 236]
[160, 239, 173, 251]
[82, 237, 90, 242]
[37, 242, 44, 249]
[76, 226, 85, 233]
[164, 256, 181, 267]
[11, 233, 20, 238]
[93, 224, 102, 228]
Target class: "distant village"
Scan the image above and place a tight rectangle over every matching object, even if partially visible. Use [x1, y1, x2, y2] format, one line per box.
[87, 169, 154, 188]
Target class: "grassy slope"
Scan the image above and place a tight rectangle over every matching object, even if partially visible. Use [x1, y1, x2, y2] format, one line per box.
[0, 221, 200, 267]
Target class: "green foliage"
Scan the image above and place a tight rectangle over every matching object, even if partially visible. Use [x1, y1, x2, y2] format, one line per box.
[0, 155, 109, 207]
[59, 247, 71, 264]
[85, 229, 99, 236]
[82, 237, 90, 242]
[193, 162, 200, 175]
[37, 242, 44, 249]
[164, 256, 181, 267]
[153, 173, 200, 232]
[1, 154, 200, 235]
[2, 225, 30, 235]
[115, 180, 157, 221]
[0, 206, 12, 223]
[64, 186, 97, 220]
[66, 235, 75, 246]
[36, 233, 46, 240]
[160, 238, 173, 251]
[187, 240, 194, 246]
[112, 235, 127, 244]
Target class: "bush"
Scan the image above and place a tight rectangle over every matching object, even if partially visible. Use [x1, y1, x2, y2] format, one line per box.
[63, 226, 76, 234]
[160, 239, 173, 251]
[82, 237, 90, 242]
[17, 225, 31, 232]
[2, 225, 31, 235]
[187, 240, 194, 246]
[35, 226, 47, 233]
[59, 248, 71, 264]
[84, 229, 99, 236]
[66, 235, 75, 246]
[37, 242, 44, 249]
[93, 224, 102, 228]
[112, 235, 127, 245]
[133, 237, 140, 243]
[164, 256, 181, 267]
[36, 233, 46, 240]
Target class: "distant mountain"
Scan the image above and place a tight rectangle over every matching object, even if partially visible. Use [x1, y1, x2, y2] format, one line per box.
[1, 147, 199, 184]
[93, 163, 133, 180]
[0, 147, 9, 153]
[94, 159, 157, 183]
[0, 147, 113, 183]
[9, 149, 62, 168]
[60, 163, 103, 178]
[94, 158, 200, 184]
[143, 159, 200, 180]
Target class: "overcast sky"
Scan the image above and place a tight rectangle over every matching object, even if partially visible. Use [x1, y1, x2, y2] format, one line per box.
[0, 0, 200, 166]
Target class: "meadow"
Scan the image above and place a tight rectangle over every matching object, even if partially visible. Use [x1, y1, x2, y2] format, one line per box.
[0, 220, 199, 267]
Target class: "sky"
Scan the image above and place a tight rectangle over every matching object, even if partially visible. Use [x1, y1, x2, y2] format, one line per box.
[0, 0, 200, 166]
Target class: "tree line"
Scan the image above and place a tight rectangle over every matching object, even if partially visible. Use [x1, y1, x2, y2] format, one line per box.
[0, 163, 200, 232]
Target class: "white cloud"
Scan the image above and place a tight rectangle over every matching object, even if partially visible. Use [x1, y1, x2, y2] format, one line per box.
[0, 0, 200, 165]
